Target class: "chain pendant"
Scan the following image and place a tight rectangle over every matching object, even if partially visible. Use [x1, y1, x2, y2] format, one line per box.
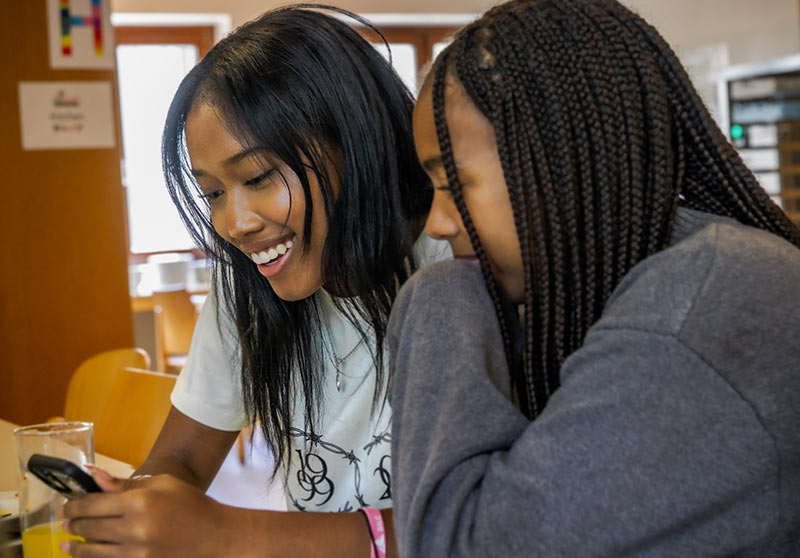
[334, 358, 344, 392]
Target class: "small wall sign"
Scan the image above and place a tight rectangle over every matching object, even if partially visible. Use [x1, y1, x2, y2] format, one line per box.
[18, 81, 116, 150]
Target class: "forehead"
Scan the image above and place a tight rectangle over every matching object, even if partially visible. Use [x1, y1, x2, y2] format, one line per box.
[412, 84, 436, 148]
[185, 104, 247, 162]
[413, 76, 498, 171]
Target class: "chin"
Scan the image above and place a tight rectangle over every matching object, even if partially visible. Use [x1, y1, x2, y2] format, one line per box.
[269, 280, 323, 302]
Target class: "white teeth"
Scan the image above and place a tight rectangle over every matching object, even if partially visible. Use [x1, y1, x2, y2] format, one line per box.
[250, 236, 296, 265]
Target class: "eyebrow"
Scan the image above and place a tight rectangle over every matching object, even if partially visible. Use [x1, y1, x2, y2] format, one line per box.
[421, 156, 444, 173]
[422, 155, 466, 174]
[191, 146, 268, 177]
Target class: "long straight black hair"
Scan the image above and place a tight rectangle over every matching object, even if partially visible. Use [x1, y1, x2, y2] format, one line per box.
[162, 5, 431, 466]
[430, 0, 800, 419]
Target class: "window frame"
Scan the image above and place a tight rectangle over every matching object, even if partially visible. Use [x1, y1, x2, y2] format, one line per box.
[115, 25, 214, 263]
[362, 26, 461, 84]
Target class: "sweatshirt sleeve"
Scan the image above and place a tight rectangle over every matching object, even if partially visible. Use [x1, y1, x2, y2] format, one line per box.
[388, 260, 778, 557]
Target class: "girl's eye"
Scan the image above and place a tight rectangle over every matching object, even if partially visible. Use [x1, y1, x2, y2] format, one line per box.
[198, 190, 223, 201]
[244, 168, 275, 186]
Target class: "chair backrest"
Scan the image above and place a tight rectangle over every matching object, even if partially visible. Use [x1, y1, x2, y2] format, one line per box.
[93, 367, 176, 468]
[153, 288, 197, 358]
[63, 348, 151, 424]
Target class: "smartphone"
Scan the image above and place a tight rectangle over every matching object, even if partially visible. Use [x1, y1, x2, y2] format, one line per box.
[26, 454, 101, 499]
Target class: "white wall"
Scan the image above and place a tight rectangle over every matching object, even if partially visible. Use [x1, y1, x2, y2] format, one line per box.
[110, 0, 493, 29]
[111, 0, 800, 119]
[111, 0, 799, 65]
[625, 0, 798, 60]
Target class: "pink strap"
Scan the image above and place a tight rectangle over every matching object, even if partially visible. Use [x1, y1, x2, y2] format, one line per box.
[361, 507, 387, 558]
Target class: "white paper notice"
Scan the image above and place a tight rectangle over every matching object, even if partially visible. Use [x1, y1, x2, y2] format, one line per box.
[47, 0, 115, 70]
[18, 81, 116, 150]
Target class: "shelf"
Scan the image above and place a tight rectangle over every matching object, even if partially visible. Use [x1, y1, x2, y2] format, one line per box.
[730, 94, 800, 104]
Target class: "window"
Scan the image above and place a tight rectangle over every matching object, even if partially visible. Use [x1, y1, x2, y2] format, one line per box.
[366, 26, 460, 93]
[115, 26, 213, 257]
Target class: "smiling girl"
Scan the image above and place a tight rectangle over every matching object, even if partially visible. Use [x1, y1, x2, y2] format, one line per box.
[62, 5, 448, 557]
[389, 0, 800, 555]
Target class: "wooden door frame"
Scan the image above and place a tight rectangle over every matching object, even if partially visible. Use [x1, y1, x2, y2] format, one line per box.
[360, 26, 461, 77]
[114, 25, 215, 57]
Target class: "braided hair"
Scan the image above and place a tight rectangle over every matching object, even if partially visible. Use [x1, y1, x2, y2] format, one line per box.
[430, 0, 800, 419]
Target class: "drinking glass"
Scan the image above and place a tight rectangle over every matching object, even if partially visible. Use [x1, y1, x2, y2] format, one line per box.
[13, 422, 94, 558]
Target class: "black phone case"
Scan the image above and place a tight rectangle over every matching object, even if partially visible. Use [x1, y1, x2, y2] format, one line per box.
[27, 454, 101, 499]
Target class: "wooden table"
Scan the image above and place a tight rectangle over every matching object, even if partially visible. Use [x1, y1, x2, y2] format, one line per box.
[0, 418, 134, 491]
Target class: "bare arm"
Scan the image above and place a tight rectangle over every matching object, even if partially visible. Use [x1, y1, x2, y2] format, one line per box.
[134, 405, 239, 491]
[233, 507, 396, 558]
[64, 470, 397, 558]
[65, 406, 398, 557]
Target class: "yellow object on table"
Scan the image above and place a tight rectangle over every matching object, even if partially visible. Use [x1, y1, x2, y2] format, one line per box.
[22, 521, 83, 558]
[1, 418, 134, 557]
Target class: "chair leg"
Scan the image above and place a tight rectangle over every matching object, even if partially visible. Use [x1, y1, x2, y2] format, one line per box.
[237, 425, 254, 464]
[237, 432, 245, 463]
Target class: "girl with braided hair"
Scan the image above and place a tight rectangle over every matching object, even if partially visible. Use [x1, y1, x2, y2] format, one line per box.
[389, 0, 800, 555]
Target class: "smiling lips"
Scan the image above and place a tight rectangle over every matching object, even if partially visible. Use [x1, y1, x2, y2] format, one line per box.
[250, 236, 295, 265]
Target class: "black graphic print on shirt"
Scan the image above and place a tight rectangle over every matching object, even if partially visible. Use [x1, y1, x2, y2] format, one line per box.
[288, 427, 391, 512]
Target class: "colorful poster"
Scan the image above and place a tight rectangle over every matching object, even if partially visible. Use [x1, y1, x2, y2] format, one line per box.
[47, 0, 115, 69]
[18, 81, 116, 150]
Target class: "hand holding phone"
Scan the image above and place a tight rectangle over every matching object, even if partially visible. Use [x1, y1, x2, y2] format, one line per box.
[26, 454, 101, 499]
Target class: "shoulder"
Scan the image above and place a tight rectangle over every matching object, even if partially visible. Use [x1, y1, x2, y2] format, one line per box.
[395, 259, 488, 312]
[389, 260, 498, 351]
[597, 217, 800, 338]
[676, 220, 800, 374]
[586, 217, 800, 422]
[192, 283, 238, 346]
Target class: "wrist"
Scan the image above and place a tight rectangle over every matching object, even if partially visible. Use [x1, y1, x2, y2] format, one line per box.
[216, 503, 266, 557]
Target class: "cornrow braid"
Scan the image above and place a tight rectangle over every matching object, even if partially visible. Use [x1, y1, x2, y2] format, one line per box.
[431, 55, 535, 416]
[431, 0, 800, 419]
[454, 22, 553, 410]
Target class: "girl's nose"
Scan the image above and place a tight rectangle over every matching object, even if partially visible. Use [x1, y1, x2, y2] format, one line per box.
[225, 188, 264, 240]
[425, 191, 462, 241]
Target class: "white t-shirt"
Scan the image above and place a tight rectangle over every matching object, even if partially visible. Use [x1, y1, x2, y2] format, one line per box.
[171, 234, 450, 512]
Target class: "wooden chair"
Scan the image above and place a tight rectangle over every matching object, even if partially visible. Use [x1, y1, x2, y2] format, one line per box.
[52, 348, 151, 426]
[152, 288, 198, 373]
[92, 367, 176, 468]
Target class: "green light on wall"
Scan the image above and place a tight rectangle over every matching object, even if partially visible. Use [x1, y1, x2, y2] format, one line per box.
[731, 124, 744, 139]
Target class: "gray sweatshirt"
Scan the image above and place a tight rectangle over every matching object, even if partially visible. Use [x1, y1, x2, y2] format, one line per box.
[388, 209, 800, 557]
